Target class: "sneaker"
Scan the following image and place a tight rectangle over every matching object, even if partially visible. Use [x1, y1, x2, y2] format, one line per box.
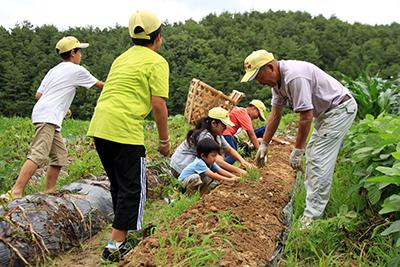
[177, 185, 186, 194]
[299, 215, 314, 230]
[101, 240, 131, 262]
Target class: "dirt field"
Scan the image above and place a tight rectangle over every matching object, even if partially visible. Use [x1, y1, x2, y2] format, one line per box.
[122, 142, 294, 266]
[55, 142, 294, 266]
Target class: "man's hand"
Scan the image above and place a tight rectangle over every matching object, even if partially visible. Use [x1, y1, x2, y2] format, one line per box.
[289, 148, 305, 169]
[255, 140, 269, 167]
[158, 142, 170, 156]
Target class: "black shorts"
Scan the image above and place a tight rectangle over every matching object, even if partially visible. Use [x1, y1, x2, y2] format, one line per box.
[94, 137, 146, 231]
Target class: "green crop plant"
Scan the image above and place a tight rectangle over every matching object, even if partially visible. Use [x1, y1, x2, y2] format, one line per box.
[239, 167, 261, 183]
[342, 73, 400, 119]
[341, 114, 400, 262]
[283, 150, 398, 266]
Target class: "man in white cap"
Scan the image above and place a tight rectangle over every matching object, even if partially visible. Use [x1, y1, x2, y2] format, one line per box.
[241, 49, 357, 228]
[0, 36, 103, 202]
[87, 11, 170, 262]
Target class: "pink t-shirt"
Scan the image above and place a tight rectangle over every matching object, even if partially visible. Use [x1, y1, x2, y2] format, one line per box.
[223, 107, 253, 136]
[272, 60, 351, 118]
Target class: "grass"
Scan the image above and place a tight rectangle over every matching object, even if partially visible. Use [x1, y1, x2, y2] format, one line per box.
[136, 209, 245, 266]
[0, 115, 192, 196]
[281, 157, 399, 266]
[4, 111, 398, 266]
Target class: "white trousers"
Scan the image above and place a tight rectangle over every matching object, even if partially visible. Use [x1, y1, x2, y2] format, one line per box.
[303, 97, 357, 218]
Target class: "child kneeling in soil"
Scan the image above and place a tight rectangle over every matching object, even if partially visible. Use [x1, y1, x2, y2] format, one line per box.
[178, 138, 240, 194]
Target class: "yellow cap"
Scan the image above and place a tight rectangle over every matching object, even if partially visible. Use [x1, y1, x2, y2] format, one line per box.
[129, 11, 161, 40]
[241, 50, 275, 82]
[249, 99, 267, 121]
[208, 107, 234, 127]
[55, 36, 89, 54]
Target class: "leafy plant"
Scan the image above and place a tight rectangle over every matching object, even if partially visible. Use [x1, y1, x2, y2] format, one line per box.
[344, 114, 400, 249]
[342, 73, 400, 119]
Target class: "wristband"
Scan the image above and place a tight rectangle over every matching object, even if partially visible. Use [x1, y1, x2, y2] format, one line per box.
[159, 142, 170, 147]
[159, 138, 170, 144]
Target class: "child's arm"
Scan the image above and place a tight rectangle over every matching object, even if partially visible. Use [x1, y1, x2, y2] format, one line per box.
[216, 155, 247, 175]
[152, 96, 170, 156]
[95, 80, 104, 89]
[35, 92, 42, 101]
[216, 167, 236, 178]
[203, 170, 239, 183]
[224, 146, 255, 169]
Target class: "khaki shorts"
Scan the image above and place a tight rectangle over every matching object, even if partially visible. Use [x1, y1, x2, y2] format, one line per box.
[27, 123, 68, 167]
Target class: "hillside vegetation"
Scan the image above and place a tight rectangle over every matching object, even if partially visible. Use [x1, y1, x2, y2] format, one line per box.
[0, 10, 400, 118]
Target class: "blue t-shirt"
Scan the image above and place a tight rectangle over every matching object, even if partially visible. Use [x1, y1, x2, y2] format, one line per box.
[178, 157, 219, 181]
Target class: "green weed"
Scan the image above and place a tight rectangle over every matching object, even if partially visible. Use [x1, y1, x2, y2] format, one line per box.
[240, 167, 261, 183]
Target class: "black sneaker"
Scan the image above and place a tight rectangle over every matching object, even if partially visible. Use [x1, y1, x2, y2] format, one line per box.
[101, 241, 131, 262]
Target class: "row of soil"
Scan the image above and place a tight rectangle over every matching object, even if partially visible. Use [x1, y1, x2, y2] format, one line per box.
[121, 142, 294, 266]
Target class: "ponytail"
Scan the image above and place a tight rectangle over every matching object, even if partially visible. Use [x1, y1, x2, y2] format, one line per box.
[186, 116, 221, 147]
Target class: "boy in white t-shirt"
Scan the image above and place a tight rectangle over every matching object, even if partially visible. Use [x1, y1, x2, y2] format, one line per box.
[178, 138, 239, 194]
[0, 36, 104, 201]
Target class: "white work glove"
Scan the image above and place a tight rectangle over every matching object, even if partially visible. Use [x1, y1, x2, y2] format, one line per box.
[289, 148, 305, 169]
[255, 140, 269, 167]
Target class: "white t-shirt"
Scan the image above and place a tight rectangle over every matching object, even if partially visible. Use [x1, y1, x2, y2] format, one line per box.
[32, 62, 98, 130]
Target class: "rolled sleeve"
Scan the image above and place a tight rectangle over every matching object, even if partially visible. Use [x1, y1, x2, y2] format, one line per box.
[288, 78, 313, 112]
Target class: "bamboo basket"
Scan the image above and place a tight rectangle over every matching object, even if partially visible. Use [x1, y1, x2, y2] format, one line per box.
[184, 78, 245, 125]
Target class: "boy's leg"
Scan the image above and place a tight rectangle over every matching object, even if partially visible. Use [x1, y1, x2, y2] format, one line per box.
[183, 174, 202, 195]
[183, 174, 202, 189]
[46, 130, 68, 193]
[12, 160, 39, 198]
[94, 138, 119, 214]
[112, 144, 146, 233]
[44, 165, 62, 193]
[12, 123, 55, 198]
[101, 142, 146, 262]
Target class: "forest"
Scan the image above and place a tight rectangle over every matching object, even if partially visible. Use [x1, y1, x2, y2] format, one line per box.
[0, 10, 399, 119]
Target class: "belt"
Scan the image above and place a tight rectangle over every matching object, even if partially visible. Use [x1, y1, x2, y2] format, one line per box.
[338, 94, 351, 105]
[326, 95, 351, 113]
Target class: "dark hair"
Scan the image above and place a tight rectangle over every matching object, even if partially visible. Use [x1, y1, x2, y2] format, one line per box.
[196, 138, 220, 158]
[186, 116, 222, 147]
[131, 26, 162, 46]
[58, 48, 80, 59]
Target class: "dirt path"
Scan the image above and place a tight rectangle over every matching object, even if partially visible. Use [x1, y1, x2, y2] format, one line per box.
[121, 142, 294, 266]
[54, 142, 294, 266]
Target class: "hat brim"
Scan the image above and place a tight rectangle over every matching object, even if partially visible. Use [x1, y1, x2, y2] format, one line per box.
[258, 110, 266, 121]
[221, 118, 235, 127]
[240, 68, 259, 83]
[77, 43, 89, 49]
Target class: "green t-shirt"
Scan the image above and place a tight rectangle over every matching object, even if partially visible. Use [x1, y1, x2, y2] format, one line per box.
[87, 45, 169, 145]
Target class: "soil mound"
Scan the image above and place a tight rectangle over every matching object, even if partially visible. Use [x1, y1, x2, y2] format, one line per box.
[122, 143, 294, 266]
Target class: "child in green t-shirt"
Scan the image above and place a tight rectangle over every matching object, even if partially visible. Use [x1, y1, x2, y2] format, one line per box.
[87, 11, 170, 262]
